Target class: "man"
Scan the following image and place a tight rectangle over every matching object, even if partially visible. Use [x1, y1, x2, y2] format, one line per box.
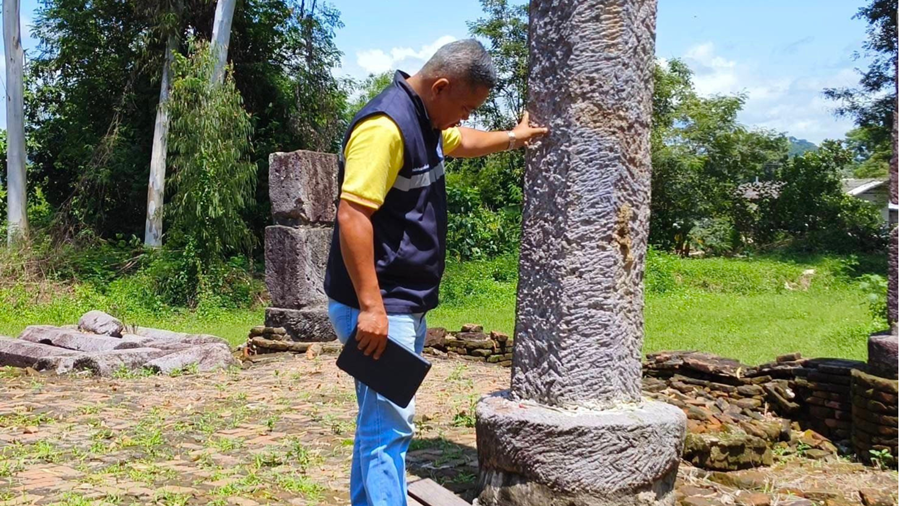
[324, 39, 548, 506]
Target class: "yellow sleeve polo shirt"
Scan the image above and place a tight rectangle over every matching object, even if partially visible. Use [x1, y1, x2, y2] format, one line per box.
[340, 114, 462, 210]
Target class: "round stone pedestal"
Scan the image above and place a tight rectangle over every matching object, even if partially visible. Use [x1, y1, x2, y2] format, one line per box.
[867, 332, 898, 380]
[475, 392, 686, 506]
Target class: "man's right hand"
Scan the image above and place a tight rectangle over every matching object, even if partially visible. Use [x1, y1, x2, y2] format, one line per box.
[356, 307, 389, 360]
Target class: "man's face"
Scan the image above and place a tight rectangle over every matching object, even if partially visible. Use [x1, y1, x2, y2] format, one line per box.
[426, 78, 491, 130]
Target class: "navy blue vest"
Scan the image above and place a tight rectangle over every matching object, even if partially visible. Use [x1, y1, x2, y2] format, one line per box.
[324, 71, 448, 313]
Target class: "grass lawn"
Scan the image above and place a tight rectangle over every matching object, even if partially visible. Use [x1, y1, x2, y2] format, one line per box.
[0, 251, 886, 366]
[429, 251, 885, 365]
[431, 289, 875, 365]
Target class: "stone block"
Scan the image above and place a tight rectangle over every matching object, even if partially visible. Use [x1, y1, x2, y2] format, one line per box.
[144, 344, 237, 374]
[853, 368, 899, 394]
[683, 432, 773, 471]
[268, 150, 338, 226]
[117, 335, 191, 351]
[476, 393, 685, 505]
[808, 371, 852, 385]
[867, 332, 898, 380]
[19, 325, 138, 352]
[128, 327, 228, 346]
[78, 310, 124, 337]
[0, 336, 82, 369]
[425, 328, 447, 348]
[72, 348, 172, 376]
[265, 306, 336, 342]
[265, 226, 331, 309]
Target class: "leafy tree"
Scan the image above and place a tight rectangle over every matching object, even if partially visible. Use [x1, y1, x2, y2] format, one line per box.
[650, 59, 790, 253]
[773, 142, 885, 252]
[165, 38, 256, 264]
[26, 0, 348, 246]
[825, 0, 897, 172]
[346, 71, 393, 119]
[844, 126, 892, 178]
[448, 0, 528, 215]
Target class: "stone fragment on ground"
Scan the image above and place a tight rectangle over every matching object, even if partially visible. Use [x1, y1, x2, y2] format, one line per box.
[77, 310, 124, 337]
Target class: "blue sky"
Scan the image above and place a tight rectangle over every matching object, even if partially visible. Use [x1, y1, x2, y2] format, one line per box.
[3, 0, 872, 143]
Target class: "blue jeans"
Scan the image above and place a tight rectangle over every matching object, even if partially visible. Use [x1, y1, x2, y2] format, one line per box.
[327, 299, 427, 506]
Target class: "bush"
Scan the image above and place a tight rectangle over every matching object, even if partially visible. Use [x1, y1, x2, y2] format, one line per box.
[446, 177, 520, 261]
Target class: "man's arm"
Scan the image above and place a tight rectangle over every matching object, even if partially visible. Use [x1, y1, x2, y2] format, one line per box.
[337, 199, 391, 360]
[450, 112, 549, 158]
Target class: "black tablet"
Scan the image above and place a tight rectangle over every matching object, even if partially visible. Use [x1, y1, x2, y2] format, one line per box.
[336, 327, 432, 408]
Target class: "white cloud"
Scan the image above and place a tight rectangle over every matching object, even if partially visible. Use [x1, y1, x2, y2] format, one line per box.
[355, 35, 457, 75]
[679, 42, 860, 143]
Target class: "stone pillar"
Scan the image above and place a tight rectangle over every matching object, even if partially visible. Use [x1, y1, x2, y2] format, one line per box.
[264, 150, 338, 342]
[475, 1, 685, 505]
[887, 104, 897, 329]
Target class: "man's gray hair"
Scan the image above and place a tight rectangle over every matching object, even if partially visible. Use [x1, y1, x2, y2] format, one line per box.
[420, 39, 498, 90]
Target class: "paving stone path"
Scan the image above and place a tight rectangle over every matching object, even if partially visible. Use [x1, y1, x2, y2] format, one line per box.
[0, 354, 896, 506]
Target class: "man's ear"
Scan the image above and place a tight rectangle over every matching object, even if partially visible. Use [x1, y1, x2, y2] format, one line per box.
[431, 78, 451, 98]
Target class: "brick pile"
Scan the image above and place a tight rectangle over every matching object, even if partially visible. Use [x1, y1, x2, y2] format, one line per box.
[423, 324, 514, 367]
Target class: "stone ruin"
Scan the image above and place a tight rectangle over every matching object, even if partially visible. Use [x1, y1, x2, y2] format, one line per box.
[644, 351, 898, 470]
[474, 1, 687, 505]
[265, 150, 339, 342]
[0, 310, 235, 376]
[423, 325, 515, 367]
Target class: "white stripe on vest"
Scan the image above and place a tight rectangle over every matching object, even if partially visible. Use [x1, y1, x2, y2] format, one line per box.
[392, 162, 445, 192]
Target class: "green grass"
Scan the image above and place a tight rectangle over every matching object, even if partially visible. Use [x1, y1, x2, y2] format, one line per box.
[429, 251, 885, 365]
[0, 249, 886, 365]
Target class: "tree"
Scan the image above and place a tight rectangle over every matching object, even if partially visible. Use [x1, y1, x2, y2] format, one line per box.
[825, 0, 897, 170]
[27, 0, 347, 242]
[649, 59, 790, 253]
[844, 126, 892, 177]
[166, 39, 256, 264]
[346, 71, 393, 119]
[211, 0, 236, 84]
[145, 2, 183, 247]
[3, 0, 28, 244]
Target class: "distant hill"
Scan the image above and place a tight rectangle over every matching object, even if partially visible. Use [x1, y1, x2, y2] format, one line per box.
[788, 137, 818, 157]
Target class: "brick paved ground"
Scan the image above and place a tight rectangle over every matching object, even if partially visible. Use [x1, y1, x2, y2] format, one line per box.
[0, 353, 896, 506]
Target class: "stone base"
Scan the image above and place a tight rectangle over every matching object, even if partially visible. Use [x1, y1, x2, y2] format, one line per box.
[265, 306, 336, 342]
[475, 392, 686, 506]
[867, 331, 898, 379]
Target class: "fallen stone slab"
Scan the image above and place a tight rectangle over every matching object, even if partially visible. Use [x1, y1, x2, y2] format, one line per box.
[128, 327, 229, 347]
[72, 348, 171, 376]
[19, 325, 140, 352]
[144, 344, 237, 374]
[78, 310, 124, 337]
[0, 337, 82, 368]
[118, 334, 193, 351]
[34, 355, 86, 375]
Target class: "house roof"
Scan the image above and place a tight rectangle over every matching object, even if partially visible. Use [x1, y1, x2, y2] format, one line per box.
[842, 178, 887, 196]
